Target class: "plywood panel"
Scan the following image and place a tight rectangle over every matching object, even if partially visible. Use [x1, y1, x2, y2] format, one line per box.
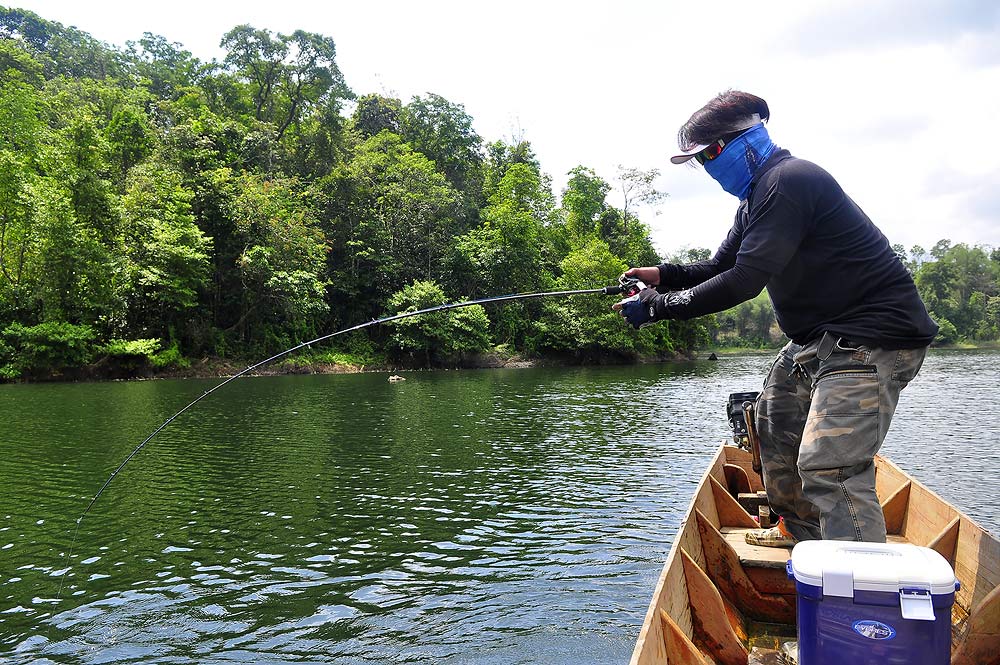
[699, 513, 796, 624]
[710, 475, 760, 529]
[902, 482, 960, 546]
[721, 446, 765, 492]
[874, 455, 909, 501]
[745, 566, 797, 596]
[660, 610, 712, 665]
[723, 463, 753, 496]
[720, 527, 793, 570]
[681, 549, 749, 665]
[928, 516, 961, 566]
[954, 516, 1000, 615]
[880, 481, 910, 535]
[630, 446, 728, 665]
[952, 586, 1000, 665]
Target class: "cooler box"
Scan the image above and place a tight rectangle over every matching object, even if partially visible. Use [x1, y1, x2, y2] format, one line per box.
[787, 541, 958, 665]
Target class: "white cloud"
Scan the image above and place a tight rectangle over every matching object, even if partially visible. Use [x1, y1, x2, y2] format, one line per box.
[782, 0, 1000, 60]
[12, 0, 1000, 256]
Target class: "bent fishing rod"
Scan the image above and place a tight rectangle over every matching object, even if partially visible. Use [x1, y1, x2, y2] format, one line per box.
[77, 277, 647, 524]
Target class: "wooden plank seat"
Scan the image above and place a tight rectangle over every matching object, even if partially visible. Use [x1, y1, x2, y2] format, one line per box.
[721, 528, 911, 570]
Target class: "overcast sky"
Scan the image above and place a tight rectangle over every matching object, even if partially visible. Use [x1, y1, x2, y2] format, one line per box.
[11, 0, 1000, 258]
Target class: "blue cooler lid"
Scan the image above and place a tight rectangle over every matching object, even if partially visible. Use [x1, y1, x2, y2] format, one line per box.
[790, 541, 956, 599]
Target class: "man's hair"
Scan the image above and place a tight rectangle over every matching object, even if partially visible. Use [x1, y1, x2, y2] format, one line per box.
[678, 90, 770, 151]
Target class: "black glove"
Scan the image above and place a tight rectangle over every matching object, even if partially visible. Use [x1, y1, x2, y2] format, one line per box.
[619, 288, 661, 329]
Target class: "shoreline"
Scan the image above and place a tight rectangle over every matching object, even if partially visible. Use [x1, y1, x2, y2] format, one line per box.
[4, 350, 688, 384]
[5, 343, 994, 385]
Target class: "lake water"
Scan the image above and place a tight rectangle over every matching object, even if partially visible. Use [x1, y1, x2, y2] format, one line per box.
[1, 350, 997, 664]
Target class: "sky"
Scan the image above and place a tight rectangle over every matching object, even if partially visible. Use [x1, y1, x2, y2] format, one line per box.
[10, 0, 1000, 258]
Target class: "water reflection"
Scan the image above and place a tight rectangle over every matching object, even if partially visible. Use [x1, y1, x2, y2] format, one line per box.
[0, 351, 996, 664]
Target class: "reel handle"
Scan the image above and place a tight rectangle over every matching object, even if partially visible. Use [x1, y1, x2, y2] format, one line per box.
[602, 276, 647, 296]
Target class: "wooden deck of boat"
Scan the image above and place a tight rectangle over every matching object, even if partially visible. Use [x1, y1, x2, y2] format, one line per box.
[721, 527, 910, 569]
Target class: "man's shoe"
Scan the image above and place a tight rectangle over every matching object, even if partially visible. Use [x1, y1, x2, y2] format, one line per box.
[744, 523, 797, 548]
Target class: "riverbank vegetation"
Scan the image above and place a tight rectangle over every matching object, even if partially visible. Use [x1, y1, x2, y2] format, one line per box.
[0, 8, 681, 380]
[1, 9, 998, 381]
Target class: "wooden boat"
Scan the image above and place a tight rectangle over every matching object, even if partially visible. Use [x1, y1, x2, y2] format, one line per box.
[629, 444, 1000, 664]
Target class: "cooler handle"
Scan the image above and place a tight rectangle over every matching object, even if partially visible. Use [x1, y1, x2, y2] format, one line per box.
[786, 560, 793, 580]
[899, 587, 936, 621]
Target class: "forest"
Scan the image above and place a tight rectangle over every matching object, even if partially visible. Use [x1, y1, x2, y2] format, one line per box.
[1, 8, 998, 381]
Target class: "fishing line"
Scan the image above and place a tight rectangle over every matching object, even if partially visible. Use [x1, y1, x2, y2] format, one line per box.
[52, 282, 638, 613]
[76, 284, 629, 525]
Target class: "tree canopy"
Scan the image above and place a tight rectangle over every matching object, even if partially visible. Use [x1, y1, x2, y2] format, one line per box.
[1, 7, 989, 380]
[0, 8, 690, 378]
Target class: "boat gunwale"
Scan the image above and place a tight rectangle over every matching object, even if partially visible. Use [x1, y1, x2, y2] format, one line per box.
[628, 443, 1000, 665]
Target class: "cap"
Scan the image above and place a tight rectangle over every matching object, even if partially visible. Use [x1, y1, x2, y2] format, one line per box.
[670, 114, 763, 164]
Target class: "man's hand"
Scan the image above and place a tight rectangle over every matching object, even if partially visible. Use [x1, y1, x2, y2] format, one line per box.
[623, 266, 660, 286]
[612, 288, 661, 329]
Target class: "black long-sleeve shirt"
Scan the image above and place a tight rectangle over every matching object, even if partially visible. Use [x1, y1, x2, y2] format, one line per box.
[651, 149, 937, 349]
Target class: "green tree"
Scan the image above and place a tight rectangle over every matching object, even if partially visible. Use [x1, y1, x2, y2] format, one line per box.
[529, 239, 667, 357]
[154, 107, 285, 353]
[675, 247, 712, 262]
[0, 74, 113, 325]
[0, 321, 96, 378]
[977, 295, 1000, 340]
[330, 131, 461, 321]
[43, 80, 124, 243]
[0, 38, 44, 85]
[455, 163, 552, 295]
[225, 173, 329, 349]
[401, 93, 483, 215]
[932, 316, 958, 345]
[913, 242, 997, 340]
[561, 166, 609, 241]
[106, 103, 155, 181]
[0, 7, 127, 79]
[276, 29, 350, 139]
[29, 177, 110, 323]
[220, 25, 287, 122]
[0, 75, 45, 315]
[118, 162, 212, 340]
[714, 291, 777, 348]
[907, 244, 927, 273]
[452, 163, 558, 344]
[482, 139, 540, 202]
[126, 32, 204, 98]
[915, 260, 958, 321]
[597, 210, 661, 270]
[929, 239, 952, 260]
[351, 93, 402, 137]
[658, 247, 727, 352]
[386, 280, 490, 365]
[220, 25, 350, 140]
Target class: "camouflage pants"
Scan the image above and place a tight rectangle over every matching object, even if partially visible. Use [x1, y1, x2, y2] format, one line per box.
[754, 333, 928, 542]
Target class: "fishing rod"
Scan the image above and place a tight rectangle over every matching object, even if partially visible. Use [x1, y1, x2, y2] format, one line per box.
[76, 276, 647, 523]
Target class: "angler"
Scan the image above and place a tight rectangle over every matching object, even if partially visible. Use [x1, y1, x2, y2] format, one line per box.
[613, 90, 937, 548]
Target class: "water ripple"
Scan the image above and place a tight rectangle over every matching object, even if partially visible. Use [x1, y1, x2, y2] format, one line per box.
[0, 352, 995, 663]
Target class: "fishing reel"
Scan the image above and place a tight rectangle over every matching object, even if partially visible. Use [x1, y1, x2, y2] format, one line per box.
[601, 275, 648, 297]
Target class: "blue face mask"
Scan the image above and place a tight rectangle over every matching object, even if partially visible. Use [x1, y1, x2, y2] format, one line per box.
[703, 123, 777, 200]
